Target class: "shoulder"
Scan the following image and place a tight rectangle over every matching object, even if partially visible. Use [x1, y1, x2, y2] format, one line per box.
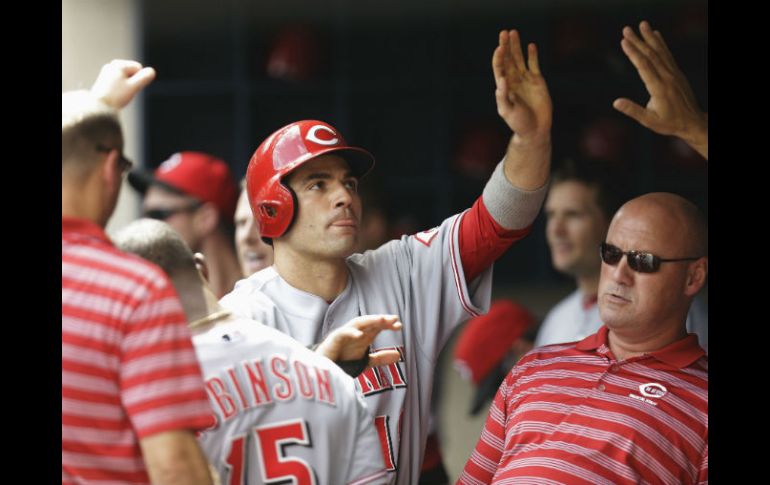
[203, 317, 355, 381]
[63, 239, 174, 296]
[221, 267, 280, 308]
[540, 290, 581, 326]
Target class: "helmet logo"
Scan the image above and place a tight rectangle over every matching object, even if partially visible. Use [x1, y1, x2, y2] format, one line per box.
[306, 125, 339, 146]
[158, 153, 182, 173]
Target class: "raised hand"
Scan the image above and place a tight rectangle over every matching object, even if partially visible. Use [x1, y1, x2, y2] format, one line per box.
[493, 29, 552, 142]
[613, 21, 707, 159]
[91, 59, 156, 109]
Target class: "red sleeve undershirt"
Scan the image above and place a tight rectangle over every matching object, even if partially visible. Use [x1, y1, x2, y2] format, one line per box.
[458, 196, 533, 283]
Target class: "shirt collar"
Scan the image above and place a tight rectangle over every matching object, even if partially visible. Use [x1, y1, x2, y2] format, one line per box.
[62, 216, 112, 246]
[576, 325, 705, 369]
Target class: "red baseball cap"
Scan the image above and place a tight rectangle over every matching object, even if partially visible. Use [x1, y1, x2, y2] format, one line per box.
[453, 300, 535, 385]
[128, 151, 239, 221]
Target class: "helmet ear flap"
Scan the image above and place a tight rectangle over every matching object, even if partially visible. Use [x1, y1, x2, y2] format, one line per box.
[254, 181, 296, 238]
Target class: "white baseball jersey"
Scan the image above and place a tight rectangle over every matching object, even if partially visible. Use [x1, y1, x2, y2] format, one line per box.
[221, 212, 493, 485]
[194, 315, 388, 485]
[535, 289, 709, 352]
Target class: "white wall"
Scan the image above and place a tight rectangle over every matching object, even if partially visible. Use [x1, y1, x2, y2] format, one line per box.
[62, 0, 143, 236]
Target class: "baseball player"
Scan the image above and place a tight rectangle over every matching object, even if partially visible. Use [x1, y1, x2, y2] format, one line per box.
[115, 218, 396, 485]
[221, 29, 553, 484]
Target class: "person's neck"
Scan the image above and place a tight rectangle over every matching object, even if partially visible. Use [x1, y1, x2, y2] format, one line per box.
[199, 231, 243, 298]
[575, 272, 599, 298]
[273, 247, 349, 303]
[187, 284, 233, 335]
[62, 180, 106, 227]
[607, 320, 688, 361]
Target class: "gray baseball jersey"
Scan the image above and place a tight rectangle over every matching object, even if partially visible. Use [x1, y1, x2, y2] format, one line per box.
[221, 212, 493, 485]
[194, 315, 388, 485]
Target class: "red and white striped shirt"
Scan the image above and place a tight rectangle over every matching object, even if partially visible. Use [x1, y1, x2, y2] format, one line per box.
[62, 217, 215, 485]
[459, 326, 708, 485]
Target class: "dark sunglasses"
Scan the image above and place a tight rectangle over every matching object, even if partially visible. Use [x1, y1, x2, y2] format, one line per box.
[96, 144, 134, 174]
[144, 202, 203, 221]
[599, 242, 702, 274]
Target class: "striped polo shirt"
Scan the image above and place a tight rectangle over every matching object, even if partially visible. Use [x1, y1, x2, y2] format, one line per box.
[62, 217, 215, 484]
[460, 325, 708, 484]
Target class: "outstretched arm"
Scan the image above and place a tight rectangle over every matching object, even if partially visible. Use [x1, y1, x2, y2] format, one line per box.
[613, 21, 708, 160]
[457, 30, 553, 283]
[91, 59, 156, 109]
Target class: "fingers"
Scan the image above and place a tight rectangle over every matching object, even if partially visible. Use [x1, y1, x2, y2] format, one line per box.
[637, 21, 676, 72]
[127, 66, 157, 91]
[620, 36, 662, 96]
[348, 314, 402, 332]
[507, 29, 527, 73]
[492, 35, 506, 81]
[367, 350, 401, 368]
[526, 43, 541, 76]
[494, 73, 510, 108]
[612, 98, 652, 128]
[107, 59, 144, 73]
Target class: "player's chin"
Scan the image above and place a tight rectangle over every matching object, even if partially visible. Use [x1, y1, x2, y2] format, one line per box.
[327, 237, 358, 258]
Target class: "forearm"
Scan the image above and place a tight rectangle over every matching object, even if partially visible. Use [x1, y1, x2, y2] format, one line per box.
[502, 134, 551, 191]
[140, 430, 213, 485]
[483, 154, 549, 231]
[681, 114, 708, 160]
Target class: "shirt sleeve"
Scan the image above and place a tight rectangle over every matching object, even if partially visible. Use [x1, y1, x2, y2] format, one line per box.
[458, 196, 532, 283]
[458, 375, 510, 484]
[120, 273, 214, 439]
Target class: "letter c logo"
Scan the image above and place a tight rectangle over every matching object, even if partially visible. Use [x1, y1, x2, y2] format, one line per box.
[306, 125, 339, 146]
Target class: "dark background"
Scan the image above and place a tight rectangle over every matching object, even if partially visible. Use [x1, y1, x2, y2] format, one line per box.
[139, 0, 708, 288]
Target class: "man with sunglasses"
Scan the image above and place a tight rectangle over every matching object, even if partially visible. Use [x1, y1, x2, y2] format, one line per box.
[63, 60, 216, 485]
[536, 158, 708, 352]
[460, 191, 708, 484]
[536, 19, 709, 353]
[128, 151, 244, 298]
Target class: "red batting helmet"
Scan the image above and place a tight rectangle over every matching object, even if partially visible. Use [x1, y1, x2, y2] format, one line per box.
[246, 120, 375, 239]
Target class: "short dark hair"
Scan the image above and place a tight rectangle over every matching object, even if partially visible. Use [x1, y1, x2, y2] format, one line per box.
[113, 218, 198, 279]
[62, 90, 123, 177]
[550, 157, 629, 221]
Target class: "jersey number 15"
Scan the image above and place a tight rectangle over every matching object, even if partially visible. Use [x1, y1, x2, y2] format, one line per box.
[225, 419, 317, 485]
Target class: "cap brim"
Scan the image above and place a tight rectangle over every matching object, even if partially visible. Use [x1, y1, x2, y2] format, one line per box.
[127, 169, 188, 197]
[127, 169, 155, 194]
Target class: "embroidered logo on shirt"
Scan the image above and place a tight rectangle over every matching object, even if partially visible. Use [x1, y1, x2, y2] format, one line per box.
[415, 227, 439, 247]
[628, 382, 668, 406]
[639, 382, 667, 398]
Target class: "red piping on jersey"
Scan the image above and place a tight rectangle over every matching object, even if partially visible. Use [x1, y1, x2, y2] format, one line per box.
[450, 211, 479, 318]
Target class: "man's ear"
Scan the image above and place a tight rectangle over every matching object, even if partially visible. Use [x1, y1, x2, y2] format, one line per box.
[100, 149, 121, 191]
[684, 257, 708, 297]
[193, 252, 210, 283]
[193, 202, 220, 236]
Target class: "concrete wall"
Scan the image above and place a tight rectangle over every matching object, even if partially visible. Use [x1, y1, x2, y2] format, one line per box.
[62, 0, 143, 235]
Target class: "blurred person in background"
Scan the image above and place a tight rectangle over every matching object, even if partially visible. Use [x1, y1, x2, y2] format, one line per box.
[63, 60, 215, 485]
[128, 151, 242, 298]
